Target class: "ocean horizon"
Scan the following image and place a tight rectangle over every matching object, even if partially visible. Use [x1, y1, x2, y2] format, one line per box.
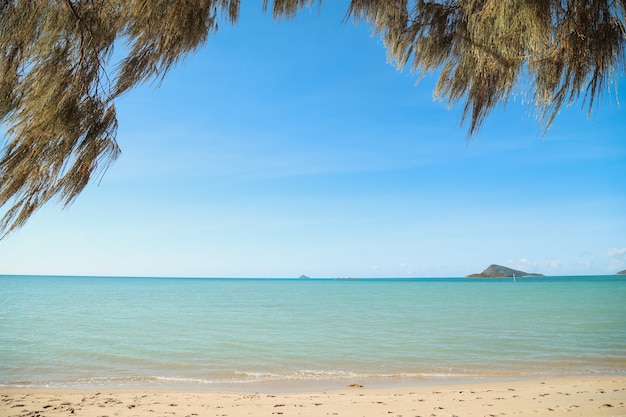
[1, 274, 625, 391]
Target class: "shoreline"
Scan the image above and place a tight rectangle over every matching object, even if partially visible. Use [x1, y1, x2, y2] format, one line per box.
[2, 376, 625, 417]
[5, 371, 625, 393]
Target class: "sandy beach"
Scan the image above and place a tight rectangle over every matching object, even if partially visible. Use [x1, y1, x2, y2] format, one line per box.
[1, 376, 624, 417]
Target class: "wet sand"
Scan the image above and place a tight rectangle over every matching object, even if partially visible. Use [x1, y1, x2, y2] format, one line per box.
[1, 376, 625, 417]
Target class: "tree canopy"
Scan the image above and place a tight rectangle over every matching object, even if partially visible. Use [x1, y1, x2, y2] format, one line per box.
[1, 0, 625, 237]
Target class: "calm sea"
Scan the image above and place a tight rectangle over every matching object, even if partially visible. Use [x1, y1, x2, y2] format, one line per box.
[1, 275, 625, 391]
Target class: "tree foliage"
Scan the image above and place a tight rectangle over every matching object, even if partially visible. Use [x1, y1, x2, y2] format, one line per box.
[1, 0, 624, 237]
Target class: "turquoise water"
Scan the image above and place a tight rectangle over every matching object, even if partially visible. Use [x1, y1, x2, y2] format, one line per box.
[1, 275, 625, 390]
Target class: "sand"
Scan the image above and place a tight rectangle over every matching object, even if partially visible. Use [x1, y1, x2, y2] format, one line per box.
[1, 376, 625, 417]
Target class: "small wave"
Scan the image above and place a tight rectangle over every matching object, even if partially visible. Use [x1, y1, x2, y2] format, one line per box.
[151, 369, 485, 386]
[154, 376, 214, 385]
[4, 366, 623, 391]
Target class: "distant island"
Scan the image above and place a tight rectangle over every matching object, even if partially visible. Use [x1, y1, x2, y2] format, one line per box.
[616, 269, 626, 275]
[298, 275, 311, 279]
[467, 264, 544, 278]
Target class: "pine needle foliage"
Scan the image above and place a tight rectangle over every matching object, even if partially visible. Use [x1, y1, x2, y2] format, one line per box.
[1, 0, 624, 237]
[347, 0, 625, 134]
[0, 0, 239, 237]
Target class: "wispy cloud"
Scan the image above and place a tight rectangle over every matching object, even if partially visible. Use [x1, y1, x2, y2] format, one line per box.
[399, 262, 414, 276]
[608, 247, 626, 257]
[548, 259, 561, 269]
[608, 247, 626, 272]
[512, 258, 537, 271]
[510, 258, 561, 273]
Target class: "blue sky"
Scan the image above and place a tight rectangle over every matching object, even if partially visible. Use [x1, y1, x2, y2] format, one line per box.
[1, 2, 625, 278]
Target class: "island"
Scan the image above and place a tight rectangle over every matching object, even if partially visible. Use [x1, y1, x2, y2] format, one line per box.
[616, 269, 626, 275]
[298, 275, 311, 279]
[467, 264, 544, 278]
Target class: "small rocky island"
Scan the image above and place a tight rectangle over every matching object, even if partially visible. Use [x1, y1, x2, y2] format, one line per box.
[467, 264, 544, 278]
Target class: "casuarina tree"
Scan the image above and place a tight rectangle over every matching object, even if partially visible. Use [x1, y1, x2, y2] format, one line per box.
[1, 0, 624, 237]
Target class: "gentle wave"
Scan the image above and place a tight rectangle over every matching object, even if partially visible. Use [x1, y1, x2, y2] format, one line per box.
[5, 365, 625, 390]
[1, 275, 625, 389]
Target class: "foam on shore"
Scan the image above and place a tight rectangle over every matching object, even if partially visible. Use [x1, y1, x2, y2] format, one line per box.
[2, 376, 625, 417]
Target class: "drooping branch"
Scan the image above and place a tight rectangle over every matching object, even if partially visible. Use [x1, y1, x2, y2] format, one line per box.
[346, 0, 625, 135]
[1, 0, 624, 237]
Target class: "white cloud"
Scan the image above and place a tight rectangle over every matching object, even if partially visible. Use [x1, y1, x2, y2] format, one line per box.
[513, 258, 537, 271]
[608, 247, 626, 257]
[399, 262, 414, 275]
[607, 248, 626, 273]
[548, 259, 561, 269]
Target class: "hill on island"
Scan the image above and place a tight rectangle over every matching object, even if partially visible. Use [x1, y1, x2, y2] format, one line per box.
[467, 264, 544, 278]
[617, 269, 626, 275]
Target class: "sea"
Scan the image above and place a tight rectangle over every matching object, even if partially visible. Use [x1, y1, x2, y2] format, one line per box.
[1, 275, 625, 391]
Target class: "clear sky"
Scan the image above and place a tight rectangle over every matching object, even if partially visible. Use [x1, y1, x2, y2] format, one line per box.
[1, 2, 625, 278]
